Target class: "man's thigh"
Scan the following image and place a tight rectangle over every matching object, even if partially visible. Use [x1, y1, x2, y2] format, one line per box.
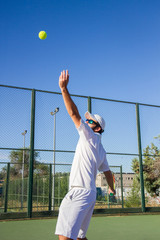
[55, 188, 96, 240]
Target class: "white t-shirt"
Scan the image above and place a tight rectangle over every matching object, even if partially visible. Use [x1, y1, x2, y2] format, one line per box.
[69, 119, 110, 191]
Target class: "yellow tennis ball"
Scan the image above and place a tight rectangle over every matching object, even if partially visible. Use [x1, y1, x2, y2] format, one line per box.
[38, 31, 47, 40]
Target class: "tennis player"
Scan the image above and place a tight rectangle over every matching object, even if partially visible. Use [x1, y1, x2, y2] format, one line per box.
[55, 70, 115, 240]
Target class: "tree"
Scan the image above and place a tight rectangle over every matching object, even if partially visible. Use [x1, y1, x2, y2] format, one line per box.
[132, 136, 160, 197]
[125, 178, 141, 207]
[0, 149, 49, 179]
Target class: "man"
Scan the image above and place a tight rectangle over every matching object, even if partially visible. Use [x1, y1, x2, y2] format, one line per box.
[55, 70, 115, 240]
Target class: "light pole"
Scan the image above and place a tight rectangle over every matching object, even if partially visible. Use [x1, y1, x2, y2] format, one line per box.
[21, 130, 27, 210]
[50, 107, 59, 210]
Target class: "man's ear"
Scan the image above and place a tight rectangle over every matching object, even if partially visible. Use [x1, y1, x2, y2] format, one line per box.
[95, 126, 101, 132]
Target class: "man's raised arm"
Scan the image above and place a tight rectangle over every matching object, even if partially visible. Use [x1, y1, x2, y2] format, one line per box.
[59, 70, 81, 128]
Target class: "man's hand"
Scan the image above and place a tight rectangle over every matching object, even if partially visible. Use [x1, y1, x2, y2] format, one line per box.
[59, 70, 69, 90]
[109, 187, 116, 195]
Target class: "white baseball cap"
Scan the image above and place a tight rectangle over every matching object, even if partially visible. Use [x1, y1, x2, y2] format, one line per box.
[84, 111, 105, 131]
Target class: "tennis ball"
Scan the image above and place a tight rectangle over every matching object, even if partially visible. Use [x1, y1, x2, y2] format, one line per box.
[38, 31, 47, 40]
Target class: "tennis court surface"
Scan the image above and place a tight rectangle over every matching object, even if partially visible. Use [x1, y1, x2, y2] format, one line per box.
[0, 214, 160, 240]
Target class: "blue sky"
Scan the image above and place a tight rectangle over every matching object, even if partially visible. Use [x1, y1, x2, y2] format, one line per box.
[1, 0, 160, 104]
[1, 0, 160, 172]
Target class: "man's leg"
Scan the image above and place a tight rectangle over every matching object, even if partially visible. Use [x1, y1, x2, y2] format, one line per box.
[58, 236, 88, 240]
[77, 201, 95, 240]
[56, 189, 95, 240]
[59, 235, 73, 240]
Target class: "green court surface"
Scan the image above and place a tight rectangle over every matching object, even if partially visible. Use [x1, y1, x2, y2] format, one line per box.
[0, 214, 160, 240]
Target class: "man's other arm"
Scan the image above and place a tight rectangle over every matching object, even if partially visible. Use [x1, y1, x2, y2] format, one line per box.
[103, 170, 116, 195]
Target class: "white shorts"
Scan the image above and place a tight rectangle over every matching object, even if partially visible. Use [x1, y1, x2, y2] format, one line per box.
[55, 187, 96, 240]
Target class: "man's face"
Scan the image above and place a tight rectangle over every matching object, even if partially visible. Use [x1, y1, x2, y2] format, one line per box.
[86, 119, 100, 132]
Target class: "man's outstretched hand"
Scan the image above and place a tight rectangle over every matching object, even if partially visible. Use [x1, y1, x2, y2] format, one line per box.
[59, 70, 69, 90]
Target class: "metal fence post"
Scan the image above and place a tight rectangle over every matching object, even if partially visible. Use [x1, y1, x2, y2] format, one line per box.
[27, 89, 36, 218]
[88, 96, 92, 113]
[49, 164, 52, 211]
[136, 103, 145, 212]
[120, 165, 124, 208]
[4, 163, 10, 213]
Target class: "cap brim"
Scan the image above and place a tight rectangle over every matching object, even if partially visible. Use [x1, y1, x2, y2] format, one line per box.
[84, 111, 97, 121]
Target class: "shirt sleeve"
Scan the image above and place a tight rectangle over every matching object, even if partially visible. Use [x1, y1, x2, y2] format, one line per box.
[77, 119, 96, 141]
[98, 155, 110, 172]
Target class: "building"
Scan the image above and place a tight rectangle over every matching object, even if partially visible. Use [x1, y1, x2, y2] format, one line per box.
[96, 172, 136, 197]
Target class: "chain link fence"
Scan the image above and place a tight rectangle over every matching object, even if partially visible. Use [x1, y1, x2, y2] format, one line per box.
[0, 85, 160, 219]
